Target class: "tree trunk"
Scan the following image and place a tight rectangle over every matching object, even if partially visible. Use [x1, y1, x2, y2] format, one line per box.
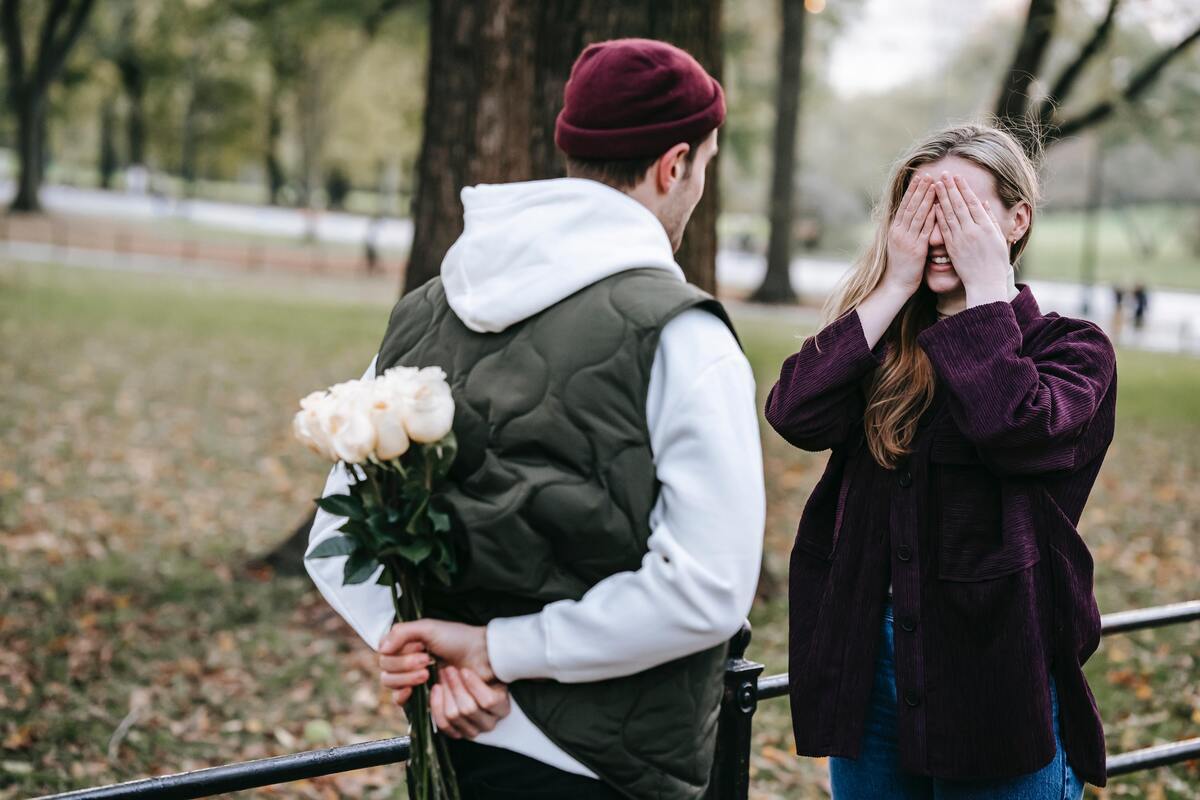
[2, 0, 96, 213]
[181, 88, 198, 197]
[751, 0, 805, 304]
[404, 0, 722, 295]
[99, 100, 118, 189]
[124, 73, 146, 166]
[248, 510, 317, 576]
[11, 92, 44, 212]
[265, 76, 285, 205]
[116, 47, 147, 166]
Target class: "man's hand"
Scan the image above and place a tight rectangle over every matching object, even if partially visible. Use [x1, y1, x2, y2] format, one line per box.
[378, 621, 511, 738]
[379, 618, 497, 710]
[380, 618, 494, 680]
[430, 666, 511, 739]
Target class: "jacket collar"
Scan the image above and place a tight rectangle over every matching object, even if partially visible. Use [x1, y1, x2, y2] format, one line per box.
[1012, 283, 1041, 332]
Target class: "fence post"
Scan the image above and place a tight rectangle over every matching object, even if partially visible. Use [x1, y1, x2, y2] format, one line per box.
[705, 622, 765, 800]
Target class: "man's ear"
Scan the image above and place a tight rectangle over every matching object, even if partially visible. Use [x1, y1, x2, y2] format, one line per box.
[654, 143, 692, 194]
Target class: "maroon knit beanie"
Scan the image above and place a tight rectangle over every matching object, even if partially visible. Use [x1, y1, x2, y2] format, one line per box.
[555, 38, 726, 161]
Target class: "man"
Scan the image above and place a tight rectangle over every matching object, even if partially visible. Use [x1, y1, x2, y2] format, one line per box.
[306, 38, 764, 800]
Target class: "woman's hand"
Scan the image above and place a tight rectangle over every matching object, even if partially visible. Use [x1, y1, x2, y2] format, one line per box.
[883, 172, 937, 297]
[932, 174, 1011, 307]
[429, 666, 511, 739]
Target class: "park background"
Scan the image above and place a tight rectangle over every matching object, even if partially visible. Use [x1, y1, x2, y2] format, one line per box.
[1, 0, 1199, 797]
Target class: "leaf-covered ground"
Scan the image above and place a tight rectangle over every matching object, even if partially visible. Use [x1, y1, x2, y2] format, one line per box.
[1, 261, 1197, 799]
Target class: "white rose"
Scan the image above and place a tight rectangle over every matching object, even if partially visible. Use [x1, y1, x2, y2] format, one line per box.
[294, 391, 336, 461]
[325, 391, 377, 464]
[370, 391, 411, 460]
[404, 381, 455, 443]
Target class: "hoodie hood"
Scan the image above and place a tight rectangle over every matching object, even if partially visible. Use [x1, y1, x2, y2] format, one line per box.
[441, 178, 684, 333]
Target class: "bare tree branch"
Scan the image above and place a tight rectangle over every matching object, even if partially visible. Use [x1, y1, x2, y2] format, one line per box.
[1052, 21, 1200, 142]
[33, 0, 70, 84]
[994, 0, 1058, 124]
[35, 0, 95, 90]
[1034, 0, 1119, 129]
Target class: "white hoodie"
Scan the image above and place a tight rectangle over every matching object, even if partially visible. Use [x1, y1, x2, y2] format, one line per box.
[305, 177, 765, 778]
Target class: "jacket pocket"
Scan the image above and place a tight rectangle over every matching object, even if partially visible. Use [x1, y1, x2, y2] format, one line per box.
[793, 450, 851, 562]
[931, 429, 1040, 581]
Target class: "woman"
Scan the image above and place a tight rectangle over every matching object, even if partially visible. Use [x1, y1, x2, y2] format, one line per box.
[766, 122, 1115, 799]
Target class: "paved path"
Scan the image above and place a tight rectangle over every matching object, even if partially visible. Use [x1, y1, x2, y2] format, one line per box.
[4, 182, 1197, 355]
[717, 251, 1200, 356]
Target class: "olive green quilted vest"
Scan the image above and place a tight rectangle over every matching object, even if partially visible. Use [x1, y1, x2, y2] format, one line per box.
[375, 268, 736, 799]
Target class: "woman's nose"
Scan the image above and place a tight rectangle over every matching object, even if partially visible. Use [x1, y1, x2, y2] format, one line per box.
[929, 220, 943, 246]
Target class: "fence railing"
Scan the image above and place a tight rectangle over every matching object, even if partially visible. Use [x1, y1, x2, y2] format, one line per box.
[38, 599, 1200, 800]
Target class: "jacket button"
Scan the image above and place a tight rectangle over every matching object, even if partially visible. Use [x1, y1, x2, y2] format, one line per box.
[900, 617, 917, 632]
[904, 690, 922, 707]
[898, 470, 913, 488]
[897, 545, 912, 562]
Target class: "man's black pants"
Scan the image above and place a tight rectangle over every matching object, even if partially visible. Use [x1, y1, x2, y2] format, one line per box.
[423, 737, 625, 799]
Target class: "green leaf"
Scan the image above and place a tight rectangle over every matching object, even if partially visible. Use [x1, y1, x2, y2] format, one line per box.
[343, 550, 381, 585]
[337, 518, 371, 540]
[393, 538, 434, 565]
[307, 535, 356, 559]
[366, 511, 393, 541]
[428, 504, 451, 534]
[315, 493, 365, 520]
[401, 493, 429, 534]
[375, 564, 395, 586]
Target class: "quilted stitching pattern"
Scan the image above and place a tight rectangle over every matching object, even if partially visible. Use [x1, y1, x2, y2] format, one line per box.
[375, 269, 734, 799]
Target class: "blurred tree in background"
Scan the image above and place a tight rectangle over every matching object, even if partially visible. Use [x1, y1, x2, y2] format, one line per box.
[1, 0, 96, 211]
[0, 0, 1197, 280]
[995, 0, 1200, 152]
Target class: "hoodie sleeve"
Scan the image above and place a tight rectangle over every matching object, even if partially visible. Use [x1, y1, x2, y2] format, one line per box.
[486, 309, 765, 683]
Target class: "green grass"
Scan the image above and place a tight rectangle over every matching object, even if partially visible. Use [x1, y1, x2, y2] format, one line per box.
[1022, 205, 1200, 292]
[1, 261, 1197, 799]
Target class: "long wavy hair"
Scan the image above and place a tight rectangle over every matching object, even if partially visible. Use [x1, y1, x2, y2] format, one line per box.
[826, 122, 1042, 468]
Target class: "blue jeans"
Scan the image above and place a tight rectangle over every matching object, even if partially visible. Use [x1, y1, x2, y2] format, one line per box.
[829, 602, 1084, 800]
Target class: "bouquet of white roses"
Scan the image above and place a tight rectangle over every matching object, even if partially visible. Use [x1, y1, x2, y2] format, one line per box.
[295, 365, 461, 800]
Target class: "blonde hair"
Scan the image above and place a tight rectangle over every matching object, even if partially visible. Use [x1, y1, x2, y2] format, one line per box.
[826, 121, 1042, 468]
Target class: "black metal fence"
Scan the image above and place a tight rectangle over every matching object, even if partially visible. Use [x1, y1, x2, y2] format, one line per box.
[38, 600, 1200, 800]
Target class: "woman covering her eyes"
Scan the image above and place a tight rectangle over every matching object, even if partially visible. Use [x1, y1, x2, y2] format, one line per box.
[766, 122, 1115, 799]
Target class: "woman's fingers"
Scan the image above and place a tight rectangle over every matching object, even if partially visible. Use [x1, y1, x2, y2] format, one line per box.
[392, 687, 413, 706]
[932, 179, 960, 233]
[982, 200, 1005, 235]
[899, 174, 930, 230]
[943, 174, 975, 228]
[908, 179, 936, 235]
[919, 201, 937, 241]
[893, 173, 921, 229]
[954, 176, 988, 225]
[933, 204, 952, 247]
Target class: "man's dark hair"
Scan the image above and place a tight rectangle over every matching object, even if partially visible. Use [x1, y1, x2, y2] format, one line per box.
[565, 136, 707, 190]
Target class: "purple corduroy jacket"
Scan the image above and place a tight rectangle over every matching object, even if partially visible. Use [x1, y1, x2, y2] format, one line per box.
[765, 286, 1116, 787]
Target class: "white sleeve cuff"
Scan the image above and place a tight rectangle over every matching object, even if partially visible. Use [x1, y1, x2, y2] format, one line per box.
[486, 612, 551, 683]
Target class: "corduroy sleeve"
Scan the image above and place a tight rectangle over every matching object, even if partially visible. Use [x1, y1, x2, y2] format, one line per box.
[917, 302, 1116, 476]
[764, 310, 883, 452]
